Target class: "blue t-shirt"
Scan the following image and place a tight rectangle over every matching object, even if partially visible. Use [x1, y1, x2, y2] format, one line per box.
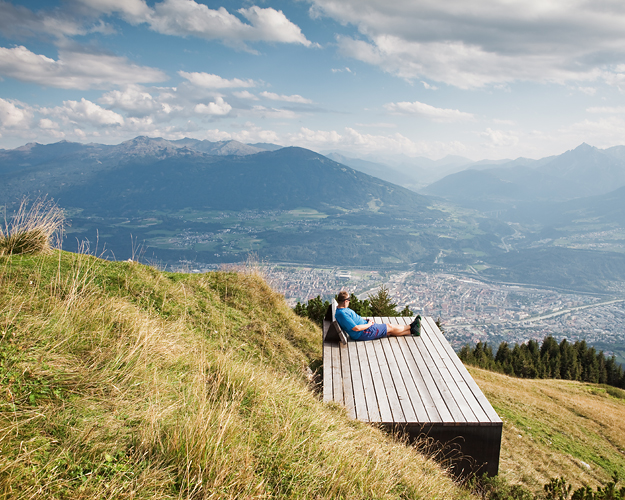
[335, 307, 367, 340]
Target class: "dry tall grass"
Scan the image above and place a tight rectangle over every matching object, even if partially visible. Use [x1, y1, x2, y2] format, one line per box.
[470, 366, 625, 494]
[0, 197, 64, 256]
[0, 251, 470, 499]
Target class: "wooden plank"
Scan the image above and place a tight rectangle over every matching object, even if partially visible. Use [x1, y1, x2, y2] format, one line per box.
[424, 316, 502, 424]
[364, 340, 394, 423]
[386, 316, 431, 422]
[394, 317, 443, 423]
[374, 339, 406, 423]
[348, 342, 368, 421]
[417, 320, 467, 423]
[384, 337, 420, 421]
[331, 343, 344, 406]
[340, 342, 356, 419]
[420, 319, 477, 423]
[356, 341, 381, 422]
[379, 316, 417, 422]
[422, 316, 489, 423]
[404, 332, 455, 423]
[323, 342, 333, 403]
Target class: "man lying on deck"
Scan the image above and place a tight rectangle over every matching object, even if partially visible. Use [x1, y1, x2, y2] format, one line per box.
[334, 290, 421, 341]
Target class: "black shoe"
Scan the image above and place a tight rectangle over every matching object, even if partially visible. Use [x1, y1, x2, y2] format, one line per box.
[410, 315, 421, 336]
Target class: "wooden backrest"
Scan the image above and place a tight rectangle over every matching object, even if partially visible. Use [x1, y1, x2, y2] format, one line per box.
[323, 299, 348, 344]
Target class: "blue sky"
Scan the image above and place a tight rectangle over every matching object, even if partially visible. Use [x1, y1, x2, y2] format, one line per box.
[2, 0, 625, 161]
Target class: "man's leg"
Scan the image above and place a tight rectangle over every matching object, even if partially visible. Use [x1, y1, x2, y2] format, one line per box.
[385, 324, 411, 337]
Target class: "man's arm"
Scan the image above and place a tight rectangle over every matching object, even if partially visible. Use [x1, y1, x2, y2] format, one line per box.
[351, 318, 374, 332]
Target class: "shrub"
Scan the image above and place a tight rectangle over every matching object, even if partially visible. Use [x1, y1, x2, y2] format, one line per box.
[0, 197, 64, 256]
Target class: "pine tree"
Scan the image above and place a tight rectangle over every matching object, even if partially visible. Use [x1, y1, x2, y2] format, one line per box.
[368, 285, 398, 316]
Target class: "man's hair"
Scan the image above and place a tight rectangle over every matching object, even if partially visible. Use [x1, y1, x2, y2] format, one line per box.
[337, 290, 349, 303]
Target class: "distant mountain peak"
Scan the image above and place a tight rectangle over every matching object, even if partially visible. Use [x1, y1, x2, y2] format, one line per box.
[573, 142, 597, 152]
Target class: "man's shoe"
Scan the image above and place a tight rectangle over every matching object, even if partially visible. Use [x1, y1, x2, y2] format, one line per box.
[410, 315, 421, 336]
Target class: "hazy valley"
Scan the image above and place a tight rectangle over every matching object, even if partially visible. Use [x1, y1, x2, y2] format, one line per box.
[3, 136, 625, 361]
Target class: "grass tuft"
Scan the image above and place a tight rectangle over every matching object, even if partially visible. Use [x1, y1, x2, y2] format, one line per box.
[0, 197, 64, 256]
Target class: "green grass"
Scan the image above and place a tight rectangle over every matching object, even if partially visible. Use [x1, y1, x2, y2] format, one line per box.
[470, 367, 625, 494]
[0, 251, 469, 499]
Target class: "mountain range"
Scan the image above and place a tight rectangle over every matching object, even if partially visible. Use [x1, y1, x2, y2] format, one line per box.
[422, 143, 625, 216]
[3, 137, 625, 291]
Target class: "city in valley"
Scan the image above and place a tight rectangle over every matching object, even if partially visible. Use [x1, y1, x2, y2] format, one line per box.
[261, 265, 625, 364]
[170, 261, 625, 364]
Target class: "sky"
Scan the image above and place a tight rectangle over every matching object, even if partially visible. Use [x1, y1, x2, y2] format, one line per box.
[2, 0, 625, 162]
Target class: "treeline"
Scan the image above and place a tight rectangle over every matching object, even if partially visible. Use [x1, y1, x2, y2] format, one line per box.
[459, 336, 625, 389]
[294, 286, 412, 326]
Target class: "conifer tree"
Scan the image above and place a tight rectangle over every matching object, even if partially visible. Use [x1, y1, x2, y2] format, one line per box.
[368, 285, 398, 316]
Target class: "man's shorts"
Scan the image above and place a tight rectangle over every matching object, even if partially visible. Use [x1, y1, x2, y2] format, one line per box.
[358, 323, 387, 341]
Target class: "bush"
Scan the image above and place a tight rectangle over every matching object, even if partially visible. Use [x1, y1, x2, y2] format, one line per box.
[0, 197, 64, 256]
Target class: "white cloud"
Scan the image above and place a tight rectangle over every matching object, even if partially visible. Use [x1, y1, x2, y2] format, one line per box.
[99, 86, 159, 116]
[183, 123, 280, 144]
[74, 0, 152, 22]
[337, 35, 601, 89]
[251, 106, 298, 119]
[480, 128, 519, 148]
[194, 97, 232, 116]
[143, 0, 311, 48]
[10, 1, 312, 49]
[0, 0, 90, 39]
[237, 6, 311, 46]
[232, 90, 259, 100]
[38, 118, 59, 129]
[561, 117, 625, 148]
[285, 126, 466, 157]
[0, 45, 167, 89]
[384, 100, 474, 122]
[46, 98, 124, 126]
[421, 81, 437, 90]
[311, 0, 625, 88]
[178, 71, 256, 89]
[259, 91, 313, 104]
[0, 98, 32, 128]
[587, 106, 625, 114]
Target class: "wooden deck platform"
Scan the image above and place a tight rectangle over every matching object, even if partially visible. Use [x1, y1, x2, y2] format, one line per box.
[323, 313, 502, 476]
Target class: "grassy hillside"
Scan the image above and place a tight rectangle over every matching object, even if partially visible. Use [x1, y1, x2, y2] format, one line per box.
[470, 367, 625, 493]
[0, 251, 468, 499]
[2, 250, 624, 499]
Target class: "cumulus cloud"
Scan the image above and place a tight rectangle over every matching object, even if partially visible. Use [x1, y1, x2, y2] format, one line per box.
[194, 97, 232, 116]
[0, 98, 32, 129]
[311, 0, 625, 88]
[178, 71, 256, 89]
[0, 45, 167, 89]
[259, 91, 313, 104]
[84, 0, 311, 48]
[45, 98, 124, 126]
[384, 100, 474, 122]
[99, 85, 182, 117]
